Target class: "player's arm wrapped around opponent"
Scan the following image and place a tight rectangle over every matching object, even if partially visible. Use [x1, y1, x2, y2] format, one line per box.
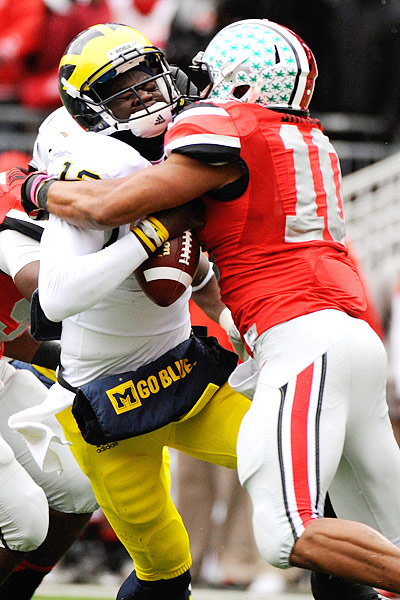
[58, 334, 239, 445]
[191, 255, 249, 361]
[35, 134, 203, 322]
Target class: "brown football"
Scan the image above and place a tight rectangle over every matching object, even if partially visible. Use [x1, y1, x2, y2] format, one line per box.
[134, 230, 200, 307]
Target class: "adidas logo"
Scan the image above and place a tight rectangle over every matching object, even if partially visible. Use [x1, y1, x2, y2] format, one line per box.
[154, 114, 166, 125]
[96, 441, 118, 452]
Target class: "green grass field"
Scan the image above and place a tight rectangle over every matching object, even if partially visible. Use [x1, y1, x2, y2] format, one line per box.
[33, 583, 117, 600]
[35, 597, 110, 600]
[33, 583, 313, 600]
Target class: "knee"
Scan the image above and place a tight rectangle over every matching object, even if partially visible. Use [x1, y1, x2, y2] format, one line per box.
[0, 437, 49, 552]
[250, 501, 295, 569]
[117, 569, 191, 600]
[47, 467, 98, 514]
[1, 484, 49, 552]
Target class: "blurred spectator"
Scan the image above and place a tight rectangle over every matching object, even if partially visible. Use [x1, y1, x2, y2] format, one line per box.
[310, 0, 400, 121]
[20, 0, 113, 111]
[0, 0, 112, 111]
[0, 0, 45, 102]
[107, 0, 178, 49]
[165, 0, 332, 83]
[165, 0, 217, 73]
[0, 150, 31, 171]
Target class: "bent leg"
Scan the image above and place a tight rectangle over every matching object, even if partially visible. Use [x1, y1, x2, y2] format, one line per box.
[310, 496, 383, 600]
[0, 368, 97, 517]
[238, 313, 400, 594]
[291, 517, 400, 593]
[57, 405, 191, 581]
[0, 365, 50, 560]
[0, 362, 95, 597]
[168, 382, 251, 468]
[0, 433, 49, 586]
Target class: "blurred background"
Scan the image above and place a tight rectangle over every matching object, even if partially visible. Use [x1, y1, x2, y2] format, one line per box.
[2, 0, 400, 597]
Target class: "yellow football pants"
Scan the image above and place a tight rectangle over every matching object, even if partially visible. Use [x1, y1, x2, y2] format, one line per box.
[57, 381, 251, 581]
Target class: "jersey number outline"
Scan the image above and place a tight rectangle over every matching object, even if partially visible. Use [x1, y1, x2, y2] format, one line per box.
[279, 125, 345, 245]
[0, 297, 29, 340]
[60, 162, 101, 181]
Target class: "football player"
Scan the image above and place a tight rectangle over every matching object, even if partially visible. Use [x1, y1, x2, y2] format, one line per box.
[15, 23, 252, 600]
[0, 166, 98, 600]
[22, 19, 400, 598]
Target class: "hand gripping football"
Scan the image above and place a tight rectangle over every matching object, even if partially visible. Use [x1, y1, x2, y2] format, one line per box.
[135, 230, 200, 307]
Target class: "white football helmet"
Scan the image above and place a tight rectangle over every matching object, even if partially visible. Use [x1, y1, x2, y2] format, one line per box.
[58, 23, 182, 138]
[194, 19, 318, 114]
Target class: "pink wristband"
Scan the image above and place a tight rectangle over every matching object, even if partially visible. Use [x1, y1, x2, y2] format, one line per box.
[30, 173, 49, 206]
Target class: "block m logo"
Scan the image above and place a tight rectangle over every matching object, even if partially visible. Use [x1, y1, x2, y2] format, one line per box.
[106, 381, 142, 414]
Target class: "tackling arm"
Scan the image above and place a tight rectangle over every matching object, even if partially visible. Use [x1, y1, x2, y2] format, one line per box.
[24, 154, 243, 228]
[191, 255, 248, 361]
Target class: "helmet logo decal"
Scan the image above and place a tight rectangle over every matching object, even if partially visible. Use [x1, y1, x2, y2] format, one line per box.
[107, 42, 141, 59]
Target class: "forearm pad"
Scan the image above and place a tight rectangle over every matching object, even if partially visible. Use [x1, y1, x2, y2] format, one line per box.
[31, 341, 61, 371]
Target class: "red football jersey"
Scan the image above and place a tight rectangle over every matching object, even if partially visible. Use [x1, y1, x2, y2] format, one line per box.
[0, 172, 32, 357]
[165, 101, 367, 348]
[0, 169, 26, 223]
[0, 271, 27, 344]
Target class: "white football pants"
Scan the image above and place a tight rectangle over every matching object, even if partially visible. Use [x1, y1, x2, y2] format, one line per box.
[236, 309, 400, 568]
[0, 360, 97, 552]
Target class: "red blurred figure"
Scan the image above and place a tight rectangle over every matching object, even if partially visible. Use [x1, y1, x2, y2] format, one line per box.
[0, 0, 112, 111]
[0, 0, 45, 102]
[0, 151, 31, 172]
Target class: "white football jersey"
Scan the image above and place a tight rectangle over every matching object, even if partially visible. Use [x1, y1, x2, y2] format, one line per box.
[38, 119, 191, 386]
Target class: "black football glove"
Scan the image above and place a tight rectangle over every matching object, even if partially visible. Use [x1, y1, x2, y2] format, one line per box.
[20, 171, 56, 220]
[7, 165, 30, 185]
[170, 65, 199, 98]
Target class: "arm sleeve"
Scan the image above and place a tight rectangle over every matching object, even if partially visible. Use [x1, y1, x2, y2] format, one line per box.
[38, 130, 153, 321]
[39, 215, 148, 322]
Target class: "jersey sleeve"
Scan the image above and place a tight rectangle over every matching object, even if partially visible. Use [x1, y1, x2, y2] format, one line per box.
[164, 101, 242, 165]
[0, 229, 40, 279]
[39, 132, 151, 322]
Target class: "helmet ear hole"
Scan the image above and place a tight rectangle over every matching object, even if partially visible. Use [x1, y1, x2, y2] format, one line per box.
[232, 85, 250, 99]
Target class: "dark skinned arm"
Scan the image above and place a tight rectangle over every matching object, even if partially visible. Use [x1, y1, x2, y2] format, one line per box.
[45, 154, 243, 229]
[3, 327, 40, 362]
[192, 270, 226, 325]
[13, 260, 39, 301]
